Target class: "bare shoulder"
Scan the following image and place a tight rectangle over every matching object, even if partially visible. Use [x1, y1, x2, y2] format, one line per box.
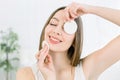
[16, 67, 35, 80]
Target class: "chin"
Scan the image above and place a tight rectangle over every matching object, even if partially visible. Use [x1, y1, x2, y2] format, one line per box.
[49, 46, 68, 53]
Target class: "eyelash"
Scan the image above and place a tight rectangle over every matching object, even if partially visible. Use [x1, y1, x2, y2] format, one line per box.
[49, 23, 57, 26]
[49, 23, 66, 33]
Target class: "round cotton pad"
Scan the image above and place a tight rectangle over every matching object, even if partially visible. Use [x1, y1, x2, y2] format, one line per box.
[42, 40, 49, 49]
[64, 21, 77, 34]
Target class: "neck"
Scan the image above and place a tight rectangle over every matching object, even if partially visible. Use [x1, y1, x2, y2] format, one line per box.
[49, 50, 71, 71]
[49, 50, 75, 80]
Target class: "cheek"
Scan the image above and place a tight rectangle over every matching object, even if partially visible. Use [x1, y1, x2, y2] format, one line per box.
[44, 27, 49, 40]
[64, 35, 75, 46]
[45, 25, 56, 33]
[44, 26, 52, 36]
[45, 26, 50, 33]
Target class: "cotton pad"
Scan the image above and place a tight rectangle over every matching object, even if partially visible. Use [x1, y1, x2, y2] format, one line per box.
[42, 40, 49, 49]
[64, 20, 77, 34]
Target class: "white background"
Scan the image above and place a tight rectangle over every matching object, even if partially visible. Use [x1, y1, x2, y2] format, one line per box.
[0, 0, 120, 80]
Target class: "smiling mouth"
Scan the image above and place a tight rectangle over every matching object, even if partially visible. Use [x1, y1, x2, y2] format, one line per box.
[49, 35, 62, 44]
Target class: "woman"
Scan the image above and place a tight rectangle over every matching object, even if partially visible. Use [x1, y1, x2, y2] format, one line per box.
[16, 2, 120, 80]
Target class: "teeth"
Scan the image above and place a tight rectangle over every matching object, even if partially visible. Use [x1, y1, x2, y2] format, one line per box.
[51, 36, 60, 42]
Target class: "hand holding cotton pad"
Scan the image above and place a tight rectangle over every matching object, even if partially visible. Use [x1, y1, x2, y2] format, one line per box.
[42, 40, 49, 49]
[64, 20, 77, 34]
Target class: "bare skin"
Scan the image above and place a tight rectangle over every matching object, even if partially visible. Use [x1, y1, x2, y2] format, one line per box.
[16, 2, 120, 80]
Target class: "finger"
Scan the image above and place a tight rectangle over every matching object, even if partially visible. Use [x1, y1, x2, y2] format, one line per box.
[46, 54, 53, 63]
[65, 8, 75, 21]
[38, 44, 49, 64]
[35, 49, 44, 60]
[36, 50, 41, 57]
[70, 3, 83, 19]
[65, 3, 79, 21]
[37, 41, 49, 62]
[44, 55, 53, 68]
[35, 53, 39, 60]
[69, 10, 78, 20]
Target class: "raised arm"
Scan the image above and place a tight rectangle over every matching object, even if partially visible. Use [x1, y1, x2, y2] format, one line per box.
[65, 2, 120, 79]
[65, 2, 120, 26]
[87, 5, 120, 26]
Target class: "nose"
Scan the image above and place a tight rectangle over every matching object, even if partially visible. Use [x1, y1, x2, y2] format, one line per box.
[53, 26, 62, 36]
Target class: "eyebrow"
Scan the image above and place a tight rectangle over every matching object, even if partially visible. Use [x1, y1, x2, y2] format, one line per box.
[51, 17, 59, 22]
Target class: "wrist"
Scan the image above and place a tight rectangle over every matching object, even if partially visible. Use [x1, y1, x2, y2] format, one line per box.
[87, 5, 101, 15]
[85, 5, 96, 14]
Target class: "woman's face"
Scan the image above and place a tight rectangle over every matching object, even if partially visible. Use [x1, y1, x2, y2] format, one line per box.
[44, 10, 75, 52]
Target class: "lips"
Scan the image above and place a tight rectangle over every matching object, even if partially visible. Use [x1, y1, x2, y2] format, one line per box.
[49, 35, 62, 44]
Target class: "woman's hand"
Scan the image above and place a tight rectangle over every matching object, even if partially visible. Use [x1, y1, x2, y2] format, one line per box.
[65, 2, 120, 26]
[35, 43, 56, 80]
[64, 2, 91, 21]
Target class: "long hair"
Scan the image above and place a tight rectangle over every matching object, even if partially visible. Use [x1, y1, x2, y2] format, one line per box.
[38, 7, 83, 66]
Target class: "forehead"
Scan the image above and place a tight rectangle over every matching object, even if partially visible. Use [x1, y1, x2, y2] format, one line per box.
[52, 10, 67, 22]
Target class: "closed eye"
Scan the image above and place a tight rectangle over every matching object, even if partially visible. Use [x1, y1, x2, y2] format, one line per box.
[49, 17, 58, 26]
[49, 23, 57, 26]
